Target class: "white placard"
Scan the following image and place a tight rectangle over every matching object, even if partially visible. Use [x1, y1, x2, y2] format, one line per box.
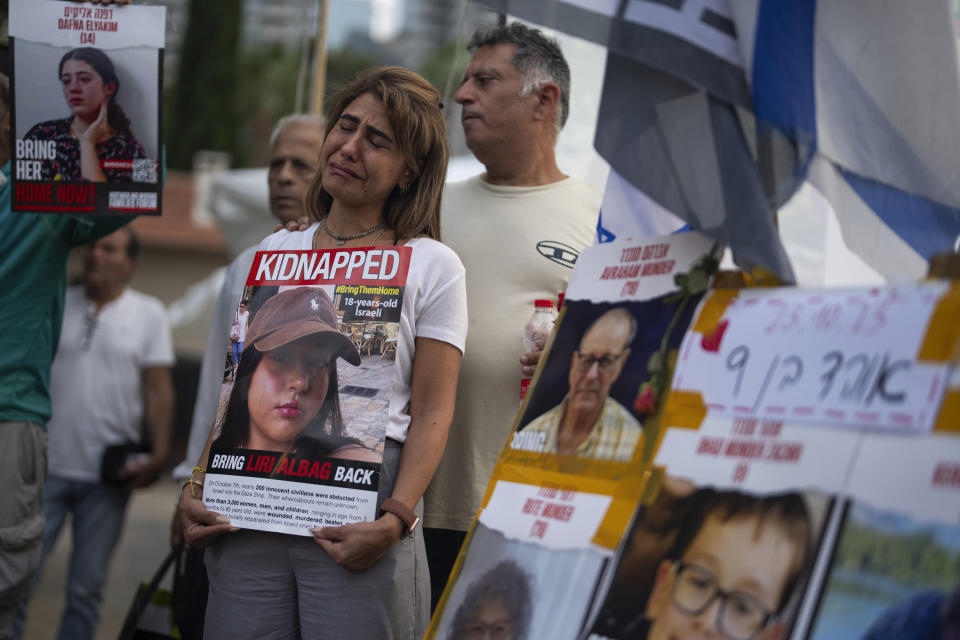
[479, 481, 613, 552]
[673, 282, 951, 432]
[434, 523, 607, 640]
[654, 416, 861, 494]
[11, 0, 166, 49]
[204, 471, 377, 537]
[565, 231, 716, 302]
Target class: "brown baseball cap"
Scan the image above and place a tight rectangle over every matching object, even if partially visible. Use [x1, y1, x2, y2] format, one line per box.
[246, 287, 361, 365]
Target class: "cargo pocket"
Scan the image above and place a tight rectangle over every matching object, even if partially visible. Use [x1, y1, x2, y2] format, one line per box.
[0, 424, 46, 602]
[0, 424, 46, 551]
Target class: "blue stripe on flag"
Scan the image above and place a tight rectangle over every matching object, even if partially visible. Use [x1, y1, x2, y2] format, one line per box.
[596, 208, 616, 243]
[842, 169, 960, 259]
[752, 0, 817, 140]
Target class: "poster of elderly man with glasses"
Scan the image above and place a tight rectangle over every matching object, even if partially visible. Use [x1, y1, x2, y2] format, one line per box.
[508, 233, 714, 463]
[515, 306, 642, 461]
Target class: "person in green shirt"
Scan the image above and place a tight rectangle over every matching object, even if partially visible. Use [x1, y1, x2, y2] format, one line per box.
[0, 70, 131, 639]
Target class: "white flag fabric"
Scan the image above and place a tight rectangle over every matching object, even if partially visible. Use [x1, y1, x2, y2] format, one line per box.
[595, 169, 685, 244]
[739, 0, 960, 279]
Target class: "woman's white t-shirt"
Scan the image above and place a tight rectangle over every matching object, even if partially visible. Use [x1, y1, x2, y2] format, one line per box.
[258, 224, 468, 442]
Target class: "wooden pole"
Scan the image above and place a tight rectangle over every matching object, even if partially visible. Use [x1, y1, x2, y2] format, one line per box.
[711, 270, 747, 289]
[309, 0, 329, 115]
[927, 252, 960, 279]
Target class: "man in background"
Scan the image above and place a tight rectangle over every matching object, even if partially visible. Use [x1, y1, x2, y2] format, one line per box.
[15, 227, 175, 640]
[423, 22, 601, 607]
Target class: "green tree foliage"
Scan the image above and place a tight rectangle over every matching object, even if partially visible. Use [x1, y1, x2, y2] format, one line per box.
[233, 45, 300, 166]
[833, 516, 960, 590]
[166, 0, 242, 170]
[164, 11, 473, 170]
[234, 44, 382, 165]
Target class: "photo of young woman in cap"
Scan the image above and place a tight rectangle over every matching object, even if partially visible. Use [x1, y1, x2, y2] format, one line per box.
[213, 286, 377, 462]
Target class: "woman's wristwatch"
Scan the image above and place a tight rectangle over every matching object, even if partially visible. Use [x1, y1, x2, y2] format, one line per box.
[379, 498, 420, 538]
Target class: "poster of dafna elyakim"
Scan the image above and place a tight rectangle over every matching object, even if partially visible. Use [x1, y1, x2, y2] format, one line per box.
[10, 0, 164, 215]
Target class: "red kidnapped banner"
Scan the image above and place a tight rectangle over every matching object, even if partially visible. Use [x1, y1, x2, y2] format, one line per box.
[247, 248, 412, 287]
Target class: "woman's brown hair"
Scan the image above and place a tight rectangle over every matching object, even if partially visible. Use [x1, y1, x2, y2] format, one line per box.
[305, 66, 448, 241]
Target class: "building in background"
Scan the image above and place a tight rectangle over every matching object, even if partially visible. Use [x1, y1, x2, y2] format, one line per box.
[243, 0, 312, 47]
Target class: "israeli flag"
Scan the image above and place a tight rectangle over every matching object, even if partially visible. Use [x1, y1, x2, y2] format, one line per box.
[475, 0, 960, 280]
[741, 0, 960, 279]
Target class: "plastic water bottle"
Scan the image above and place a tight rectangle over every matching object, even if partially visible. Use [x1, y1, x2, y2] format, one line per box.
[521, 299, 557, 398]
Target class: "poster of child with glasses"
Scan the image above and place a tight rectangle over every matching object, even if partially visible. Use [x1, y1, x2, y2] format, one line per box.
[588, 476, 830, 640]
[509, 296, 698, 463]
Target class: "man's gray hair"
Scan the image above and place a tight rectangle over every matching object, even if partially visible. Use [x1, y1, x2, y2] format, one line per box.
[468, 22, 571, 136]
[268, 113, 327, 150]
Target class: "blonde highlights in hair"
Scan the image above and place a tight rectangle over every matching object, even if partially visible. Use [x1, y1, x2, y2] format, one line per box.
[305, 66, 448, 241]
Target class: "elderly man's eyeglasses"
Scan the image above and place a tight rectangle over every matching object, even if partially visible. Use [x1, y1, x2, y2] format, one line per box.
[573, 350, 624, 372]
[670, 561, 776, 640]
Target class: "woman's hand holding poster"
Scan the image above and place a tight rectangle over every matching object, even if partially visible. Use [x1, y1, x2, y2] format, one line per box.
[10, 0, 164, 215]
[203, 247, 409, 536]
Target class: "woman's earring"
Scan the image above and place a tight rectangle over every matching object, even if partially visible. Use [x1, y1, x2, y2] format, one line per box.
[399, 170, 414, 193]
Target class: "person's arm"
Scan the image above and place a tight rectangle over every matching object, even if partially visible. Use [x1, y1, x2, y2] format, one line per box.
[178, 239, 283, 547]
[178, 421, 237, 547]
[311, 337, 462, 570]
[78, 101, 109, 182]
[171, 262, 245, 546]
[123, 365, 174, 487]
